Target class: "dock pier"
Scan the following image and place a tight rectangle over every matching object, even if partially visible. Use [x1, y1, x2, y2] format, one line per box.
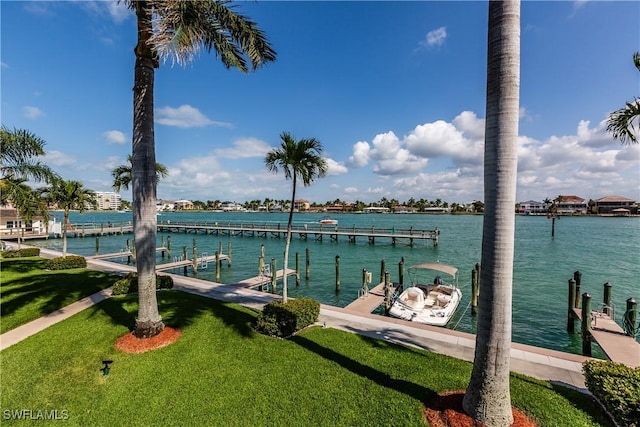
[567, 272, 640, 367]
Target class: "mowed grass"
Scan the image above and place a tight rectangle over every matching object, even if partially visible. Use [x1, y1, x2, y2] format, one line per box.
[0, 257, 119, 333]
[0, 288, 611, 426]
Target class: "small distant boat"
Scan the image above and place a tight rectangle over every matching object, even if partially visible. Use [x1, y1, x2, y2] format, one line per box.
[388, 262, 462, 326]
[319, 217, 338, 225]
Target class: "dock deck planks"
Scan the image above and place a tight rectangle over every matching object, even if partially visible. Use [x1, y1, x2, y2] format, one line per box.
[572, 308, 640, 367]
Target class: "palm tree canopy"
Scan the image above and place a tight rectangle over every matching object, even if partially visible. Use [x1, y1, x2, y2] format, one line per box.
[606, 51, 640, 144]
[127, 0, 276, 71]
[112, 154, 169, 192]
[40, 179, 97, 214]
[1, 126, 59, 184]
[265, 132, 328, 187]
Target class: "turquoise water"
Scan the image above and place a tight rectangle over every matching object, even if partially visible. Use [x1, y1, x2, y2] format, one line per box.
[34, 211, 639, 356]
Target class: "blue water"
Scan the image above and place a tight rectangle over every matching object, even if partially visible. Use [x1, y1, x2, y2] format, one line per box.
[34, 211, 640, 356]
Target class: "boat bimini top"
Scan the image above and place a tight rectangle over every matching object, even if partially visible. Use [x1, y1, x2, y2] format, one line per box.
[408, 263, 459, 279]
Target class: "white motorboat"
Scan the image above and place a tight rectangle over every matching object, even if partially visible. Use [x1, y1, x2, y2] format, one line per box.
[388, 262, 462, 326]
[318, 217, 338, 225]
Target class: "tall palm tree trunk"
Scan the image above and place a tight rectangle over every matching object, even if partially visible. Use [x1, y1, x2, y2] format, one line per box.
[282, 175, 297, 304]
[462, 1, 520, 426]
[132, 1, 163, 338]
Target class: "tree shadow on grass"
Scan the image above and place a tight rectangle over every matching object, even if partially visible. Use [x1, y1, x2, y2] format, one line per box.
[1, 270, 118, 320]
[290, 334, 436, 403]
[91, 290, 257, 339]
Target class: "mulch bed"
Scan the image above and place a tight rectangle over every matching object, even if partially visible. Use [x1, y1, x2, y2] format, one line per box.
[424, 390, 538, 427]
[115, 326, 182, 354]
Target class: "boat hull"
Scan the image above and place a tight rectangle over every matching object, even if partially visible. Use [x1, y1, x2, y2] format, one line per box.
[389, 285, 462, 326]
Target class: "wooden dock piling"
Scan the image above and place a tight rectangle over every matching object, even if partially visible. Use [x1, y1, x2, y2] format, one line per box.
[295, 252, 300, 286]
[335, 255, 341, 292]
[398, 257, 404, 287]
[379, 259, 386, 283]
[581, 292, 592, 356]
[567, 278, 576, 332]
[383, 271, 391, 314]
[270, 258, 277, 293]
[603, 282, 612, 316]
[624, 298, 638, 337]
[305, 247, 310, 280]
[574, 270, 582, 308]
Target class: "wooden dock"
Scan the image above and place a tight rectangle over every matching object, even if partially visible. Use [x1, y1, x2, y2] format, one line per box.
[40, 220, 440, 247]
[233, 268, 298, 289]
[157, 220, 439, 246]
[88, 247, 169, 260]
[344, 281, 401, 314]
[572, 308, 640, 367]
[156, 254, 229, 272]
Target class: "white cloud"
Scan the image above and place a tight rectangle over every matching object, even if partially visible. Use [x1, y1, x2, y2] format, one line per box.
[325, 158, 348, 176]
[103, 130, 127, 144]
[214, 137, 271, 159]
[45, 151, 76, 168]
[368, 131, 427, 175]
[23, 106, 44, 119]
[348, 141, 370, 167]
[1, 62, 8, 69]
[156, 105, 232, 128]
[419, 27, 447, 48]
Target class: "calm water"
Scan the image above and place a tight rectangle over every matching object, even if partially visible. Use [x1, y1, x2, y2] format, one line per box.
[33, 211, 640, 356]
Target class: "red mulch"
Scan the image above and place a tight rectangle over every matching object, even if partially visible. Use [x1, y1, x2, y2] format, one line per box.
[115, 326, 182, 354]
[424, 391, 538, 427]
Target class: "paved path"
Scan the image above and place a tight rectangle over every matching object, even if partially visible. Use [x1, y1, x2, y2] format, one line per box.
[1, 247, 593, 390]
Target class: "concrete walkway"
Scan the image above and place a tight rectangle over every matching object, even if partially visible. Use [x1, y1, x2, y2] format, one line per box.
[1, 247, 591, 390]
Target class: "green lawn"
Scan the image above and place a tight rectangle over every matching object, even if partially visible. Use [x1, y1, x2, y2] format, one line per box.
[0, 288, 610, 426]
[0, 257, 119, 333]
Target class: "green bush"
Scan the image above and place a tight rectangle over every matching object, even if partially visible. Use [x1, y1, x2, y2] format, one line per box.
[255, 298, 320, 338]
[1, 247, 40, 258]
[111, 273, 174, 296]
[583, 360, 640, 427]
[43, 256, 87, 270]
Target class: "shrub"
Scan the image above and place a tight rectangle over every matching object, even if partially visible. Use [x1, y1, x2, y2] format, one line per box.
[1, 247, 40, 258]
[583, 360, 640, 427]
[111, 273, 174, 296]
[255, 298, 320, 338]
[43, 256, 87, 270]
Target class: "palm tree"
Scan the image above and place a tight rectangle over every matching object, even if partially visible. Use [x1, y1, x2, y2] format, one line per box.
[462, 1, 520, 425]
[0, 126, 59, 218]
[126, 0, 276, 338]
[606, 52, 640, 144]
[111, 154, 168, 192]
[39, 179, 96, 257]
[265, 132, 327, 303]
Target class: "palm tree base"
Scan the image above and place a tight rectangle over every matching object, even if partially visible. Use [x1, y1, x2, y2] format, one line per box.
[133, 319, 165, 339]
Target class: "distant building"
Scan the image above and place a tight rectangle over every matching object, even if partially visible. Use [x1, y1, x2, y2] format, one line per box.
[157, 200, 175, 211]
[363, 206, 389, 214]
[518, 200, 546, 214]
[95, 191, 121, 210]
[557, 195, 587, 215]
[175, 199, 194, 210]
[595, 195, 637, 216]
[221, 201, 245, 212]
[294, 199, 310, 211]
[0, 207, 47, 237]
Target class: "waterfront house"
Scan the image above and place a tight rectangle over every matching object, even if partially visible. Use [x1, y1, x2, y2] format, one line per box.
[175, 199, 194, 210]
[557, 195, 588, 215]
[595, 195, 638, 216]
[0, 207, 48, 239]
[294, 199, 310, 211]
[518, 200, 546, 215]
[363, 206, 389, 214]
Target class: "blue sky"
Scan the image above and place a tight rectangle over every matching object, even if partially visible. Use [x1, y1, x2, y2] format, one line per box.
[2, 1, 639, 205]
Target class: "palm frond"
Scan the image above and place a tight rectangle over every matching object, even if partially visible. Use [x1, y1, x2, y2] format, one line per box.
[606, 99, 640, 145]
